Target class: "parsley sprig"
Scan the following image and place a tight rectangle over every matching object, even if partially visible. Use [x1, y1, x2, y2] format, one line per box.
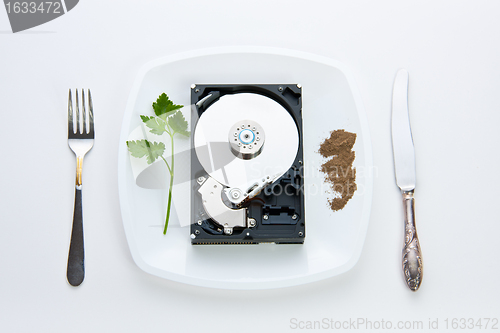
[126, 93, 190, 234]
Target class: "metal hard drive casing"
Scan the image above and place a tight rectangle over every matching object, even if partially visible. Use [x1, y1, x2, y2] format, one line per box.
[190, 84, 305, 245]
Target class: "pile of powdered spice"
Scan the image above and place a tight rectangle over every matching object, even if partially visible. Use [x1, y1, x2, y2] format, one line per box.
[319, 129, 357, 211]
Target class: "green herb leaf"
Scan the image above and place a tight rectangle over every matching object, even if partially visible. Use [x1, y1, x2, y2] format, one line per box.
[168, 110, 190, 137]
[152, 93, 183, 120]
[140, 115, 167, 135]
[126, 139, 165, 164]
[127, 92, 191, 235]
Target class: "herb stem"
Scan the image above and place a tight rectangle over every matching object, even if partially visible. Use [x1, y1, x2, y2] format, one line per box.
[164, 179, 173, 234]
[163, 133, 175, 235]
[160, 155, 172, 175]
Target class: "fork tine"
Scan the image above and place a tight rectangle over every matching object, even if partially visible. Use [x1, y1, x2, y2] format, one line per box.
[68, 89, 74, 134]
[82, 89, 87, 134]
[75, 89, 81, 134]
[88, 89, 94, 135]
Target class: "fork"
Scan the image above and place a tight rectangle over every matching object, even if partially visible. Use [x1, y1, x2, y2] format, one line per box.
[67, 89, 94, 286]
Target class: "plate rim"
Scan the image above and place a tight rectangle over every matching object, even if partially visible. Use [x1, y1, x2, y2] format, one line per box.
[118, 46, 373, 289]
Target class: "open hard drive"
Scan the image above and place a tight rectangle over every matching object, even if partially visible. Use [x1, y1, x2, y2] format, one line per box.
[190, 84, 305, 244]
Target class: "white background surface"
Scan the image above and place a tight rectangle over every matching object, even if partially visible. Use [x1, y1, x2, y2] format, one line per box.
[1, 1, 499, 332]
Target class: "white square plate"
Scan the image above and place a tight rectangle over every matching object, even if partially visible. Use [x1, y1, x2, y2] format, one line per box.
[118, 47, 373, 289]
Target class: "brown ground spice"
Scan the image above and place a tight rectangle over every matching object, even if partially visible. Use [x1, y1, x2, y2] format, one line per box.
[319, 130, 357, 211]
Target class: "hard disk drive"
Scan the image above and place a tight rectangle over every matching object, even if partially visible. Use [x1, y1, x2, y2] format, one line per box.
[190, 84, 305, 244]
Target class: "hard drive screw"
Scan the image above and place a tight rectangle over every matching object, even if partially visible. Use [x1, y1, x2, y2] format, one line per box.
[190, 234, 196, 239]
[292, 214, 298, 220]
[278, 86, 283, 92]
[234, 132, 238, 137]
[230, 190, 241, 199]
[195, 88, 200, 93]
[197, 177, 206, 184]
[195, 230, 200, 235]
[197, 220, 202, 225]
[297, 84, 302, 89]
[248, 218, 257, 228]
[190, 84, 196, 89]
[263, 215, 269, 220]
[298, 232, 304, 237]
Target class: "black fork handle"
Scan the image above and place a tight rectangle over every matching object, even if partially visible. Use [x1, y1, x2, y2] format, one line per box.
[67, 187, 84, 286]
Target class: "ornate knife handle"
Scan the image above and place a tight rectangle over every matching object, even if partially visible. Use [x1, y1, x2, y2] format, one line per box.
[402, 190, 423, 291]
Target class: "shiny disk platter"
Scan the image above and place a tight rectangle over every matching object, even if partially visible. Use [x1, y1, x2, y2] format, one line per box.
[194, 93, 298, 190]
[190, 84, 305, 245]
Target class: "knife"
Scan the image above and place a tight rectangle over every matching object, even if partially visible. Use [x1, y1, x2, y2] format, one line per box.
[391, 69, 423, 291]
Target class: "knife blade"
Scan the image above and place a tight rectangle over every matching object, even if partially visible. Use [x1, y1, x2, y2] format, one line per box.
[391, 69, 423, 291]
